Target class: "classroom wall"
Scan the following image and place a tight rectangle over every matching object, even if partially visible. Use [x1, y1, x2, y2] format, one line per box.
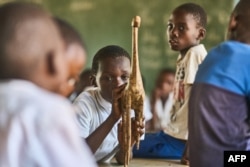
[1, 0, 234, 94]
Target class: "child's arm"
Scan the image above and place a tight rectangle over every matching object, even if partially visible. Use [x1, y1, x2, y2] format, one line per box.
[85, 115, 118, 153]
[85, 84, 127, 154]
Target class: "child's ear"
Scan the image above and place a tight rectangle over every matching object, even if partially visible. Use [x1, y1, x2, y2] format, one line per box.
[228, 14, 237, 32]
[90, 75, 97, 87]
[197, 28, 206, 41]
[46, 51, 57, 75]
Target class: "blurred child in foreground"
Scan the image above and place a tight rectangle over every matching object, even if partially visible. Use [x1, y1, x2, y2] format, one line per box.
[0, 2, 97, 167]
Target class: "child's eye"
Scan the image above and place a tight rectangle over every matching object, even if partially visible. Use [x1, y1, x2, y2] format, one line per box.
[122, 76, 129, 81]
[101, 75, 113, 82]
[178, 26, 185, 31]
[106, 76, 113, 81]
[167, 23, 173, 30]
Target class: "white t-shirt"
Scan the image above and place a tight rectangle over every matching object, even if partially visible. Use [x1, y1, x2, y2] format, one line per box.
[0, 80, 97, 167]
[73, 87, 119, 162]
[143, 95, 153, 122]
[164, 44, 207, 140]
[154, 92, 174, 129]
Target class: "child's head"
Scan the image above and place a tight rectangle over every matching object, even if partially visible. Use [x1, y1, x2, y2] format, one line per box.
[226, 0, 250, 43]
[155, 68, 175, 98]
[54, 17, 87, 97]
[91, 45, 131, 102]
[0, 2, 67, 92]
[167, 3, 207, 56]
[74, 68, 92, 95]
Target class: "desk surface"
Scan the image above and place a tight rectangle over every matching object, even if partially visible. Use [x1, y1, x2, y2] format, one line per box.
[98, 158, 189, 167]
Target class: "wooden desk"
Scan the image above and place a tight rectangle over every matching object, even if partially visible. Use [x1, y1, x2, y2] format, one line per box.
[98, 158, 189, 167]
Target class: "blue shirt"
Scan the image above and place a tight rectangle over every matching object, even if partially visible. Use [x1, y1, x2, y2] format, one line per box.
[188, 41, 250, 167]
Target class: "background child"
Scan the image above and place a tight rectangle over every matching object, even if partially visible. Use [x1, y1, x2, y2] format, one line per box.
[133, 3, 207, 164]
[68, 68, 93, 102]
[54, 17, 87, 98]
[0, 2, 97, 167]
[165, 2, 207, 164]
[73, 45, 144, 164]
[140, 75, 153, 129]
[189, 1, 250, 167]
[147, 68, 175, 132]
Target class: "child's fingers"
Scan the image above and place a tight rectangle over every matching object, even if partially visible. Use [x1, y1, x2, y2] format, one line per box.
[132, 117, 145, 128]
[131, 118, 145, 137]
[136, 127, 144, 137]
[112, 83, 127, 101]
[117, 121, 123, 143]
[116, 83, 127, 97]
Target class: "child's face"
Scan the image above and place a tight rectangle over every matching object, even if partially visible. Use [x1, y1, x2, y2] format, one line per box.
[74, 71, 92, 95]
[156, 73, 175, 97]
[59, 44, 86, 97]
[167, 9, 201, 55]
[39, 17, 69, 93]
[95, 56, 130, 102]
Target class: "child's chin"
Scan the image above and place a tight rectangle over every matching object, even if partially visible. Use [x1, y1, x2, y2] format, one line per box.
[170, 46, 180, 51]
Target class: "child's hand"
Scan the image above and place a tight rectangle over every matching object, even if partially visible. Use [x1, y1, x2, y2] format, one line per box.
[131, 117, 145, 146]
[110, 83, 127, 121]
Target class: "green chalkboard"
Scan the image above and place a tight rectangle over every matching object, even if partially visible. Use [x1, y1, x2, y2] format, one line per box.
[1, 0, 234, 94]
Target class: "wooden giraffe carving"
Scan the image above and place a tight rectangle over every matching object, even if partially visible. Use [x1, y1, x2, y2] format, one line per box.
[121, 16, 145, 167]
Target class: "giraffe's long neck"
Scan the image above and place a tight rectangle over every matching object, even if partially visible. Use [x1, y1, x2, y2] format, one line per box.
[130, 26, 142, 86]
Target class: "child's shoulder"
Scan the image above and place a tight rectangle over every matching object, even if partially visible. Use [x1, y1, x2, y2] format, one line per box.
[73, 87, 103, 107]
[0, 79, 74, 117]
[189, 44, 207, 54]
[186, 44, 207, 59]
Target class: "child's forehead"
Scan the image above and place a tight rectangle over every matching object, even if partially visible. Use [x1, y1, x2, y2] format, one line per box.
[99, 56, 130, 64]
[169, 11, 198, 26]
[98, 56, 130, 73]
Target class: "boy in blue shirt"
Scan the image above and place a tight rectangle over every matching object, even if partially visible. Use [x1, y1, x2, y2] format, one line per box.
[189, 0, 250, 167]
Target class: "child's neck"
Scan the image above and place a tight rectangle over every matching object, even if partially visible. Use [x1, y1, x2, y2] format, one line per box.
[180, 44, 200, 57]
[160, 95, 169, 108]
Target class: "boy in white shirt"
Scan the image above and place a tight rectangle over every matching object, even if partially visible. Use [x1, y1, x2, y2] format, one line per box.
[73, 45, 144, 164]
[133, 3, 207, 165]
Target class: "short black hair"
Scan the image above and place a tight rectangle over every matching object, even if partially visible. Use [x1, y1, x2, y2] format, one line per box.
[174, 3, 207, 28]
[91, 45, 131, 75]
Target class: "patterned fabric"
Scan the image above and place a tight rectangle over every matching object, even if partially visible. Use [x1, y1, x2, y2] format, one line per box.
[164, 44, 207, 140]
[132, 44, 207, 159]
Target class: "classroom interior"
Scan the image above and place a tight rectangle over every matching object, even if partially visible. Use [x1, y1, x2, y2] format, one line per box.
[0, 0, 240, 167]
